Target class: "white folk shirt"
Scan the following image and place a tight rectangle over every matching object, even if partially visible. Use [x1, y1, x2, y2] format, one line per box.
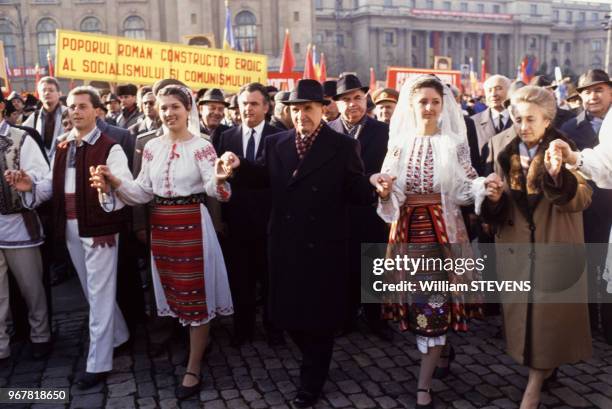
[0, 121, 49, 248]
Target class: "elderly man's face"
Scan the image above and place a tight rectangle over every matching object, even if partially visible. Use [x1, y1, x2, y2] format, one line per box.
[485, 79, 509, 111]
[291, 102, 324, 136]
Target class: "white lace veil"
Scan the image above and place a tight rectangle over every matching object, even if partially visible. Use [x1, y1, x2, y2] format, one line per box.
[384, 74, 479, 243]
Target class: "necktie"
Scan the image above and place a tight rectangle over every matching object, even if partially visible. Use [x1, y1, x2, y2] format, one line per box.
[498, 115, 504, 133]
[246, 129, 256, 162]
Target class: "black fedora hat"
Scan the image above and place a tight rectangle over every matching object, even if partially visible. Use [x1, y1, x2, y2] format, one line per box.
[322, 80, 337, 98]
[284, 79, 330, 105]
[576, 69, 612, 93]
[198, 88, 229, 106]
[333, 74, 369, 100]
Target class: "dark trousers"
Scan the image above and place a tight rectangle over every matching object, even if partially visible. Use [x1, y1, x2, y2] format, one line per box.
[347, 240, 385, 329]
[227, 237, 269, 338]
[288, 330, 335, 395]
[116, 232, 146, 330]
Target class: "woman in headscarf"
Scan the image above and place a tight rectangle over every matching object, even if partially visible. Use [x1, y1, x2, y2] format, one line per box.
[377, 75, 484, 409]
[90, 84, 233, 400]
[483, 85, 592, 409]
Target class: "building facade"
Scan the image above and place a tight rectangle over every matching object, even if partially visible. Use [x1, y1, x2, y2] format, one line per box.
[315, 0, 611, 81]
[0, 0, 609, 91]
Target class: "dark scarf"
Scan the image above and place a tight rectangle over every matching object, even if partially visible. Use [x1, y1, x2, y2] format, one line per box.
[497, 127, 576, 223]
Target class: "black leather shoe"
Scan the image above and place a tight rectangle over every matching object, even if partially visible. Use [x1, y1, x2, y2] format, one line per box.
[415, 388, 433, 409]
[30, 341, 52, 359]
[76, 372, 107, 389]
[291, 390, 318, 409]
[175, 371, 201, 400]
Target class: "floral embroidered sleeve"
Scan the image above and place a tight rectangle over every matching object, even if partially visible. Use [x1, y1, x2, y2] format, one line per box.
[115, 145, 155, 206]
[377, 145, 405, 223]
[194, 142, 231, 202]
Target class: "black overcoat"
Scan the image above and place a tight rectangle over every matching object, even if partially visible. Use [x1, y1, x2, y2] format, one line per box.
[234, 124, 377, 330]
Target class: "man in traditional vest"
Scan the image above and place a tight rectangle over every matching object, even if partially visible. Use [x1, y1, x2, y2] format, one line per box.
[6, 86, 131, 388]
[0, 106, 51, 364]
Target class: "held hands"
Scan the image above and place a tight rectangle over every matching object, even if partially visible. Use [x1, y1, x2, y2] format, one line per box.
[544, 143, 563, 184]
[215, 152, 240, 182]
[89, 165, 121, 194]
[484, 173, 504, 203]
[370, 173, 396, 200]
[548, 139, 579, 166]
[4, 170, 33, 192]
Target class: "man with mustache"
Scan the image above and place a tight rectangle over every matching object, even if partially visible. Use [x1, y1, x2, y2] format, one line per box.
[198, 88, 231, 152]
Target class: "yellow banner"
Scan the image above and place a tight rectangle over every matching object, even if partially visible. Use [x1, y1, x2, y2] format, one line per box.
[0, 41, 8, 90]
[55, 30, 267, 92]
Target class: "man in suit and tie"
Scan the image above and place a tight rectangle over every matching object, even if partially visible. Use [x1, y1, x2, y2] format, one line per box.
[198, 88, 231, 152]
[217, 82, 281, 346]
[129, 87, 161, 138]
[327, 74, 392, 340]
[471, 75, 513, 170]
[560, 69, 612, 343]
[116, 84, 143, 129]
[217, 79, 393, 408]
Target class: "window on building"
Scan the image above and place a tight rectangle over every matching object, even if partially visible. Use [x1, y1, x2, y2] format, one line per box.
[592, 13, 599, 22]
[410, 0, 416, 9]
[384, 0, 392, 7]
[411, 35, 417, 47]
[443, 1, 451, 11]
[426, 0, 433, 9]
[553, 10, 559, 22]
[294, 42, 301, 54]
[234, 10, 257, 52]
[566, 11, 572, 24]
[335, 0, 343, 11]
[551, 58, 558, 68]
[354, 0, 359, 9]
[190, 13, 197, 25]
[0, 20, 16, 67]
[531, 4, 538, 16]
[460, 3, 467, 12]
[592, 40, 602, 52]
[551, 42, 558, 52]
[464, 36, 470, 49]
[384, 31, 394, 45]
[294, 11, 300, 22]
[80, 16, 102, 33]
[493, 5, 500, 14]
[529, 37, 537, 49]
[336, 34, 344, 46]
[447, 36, 452, 49]
[477, 4, 484, 13]
[592, 55, 602, 69]
[564, 42, 571, 53]
[123, 15, 145, 39]
[564, 58, 571, 67]
[36, 18, 57, 65]
[579, 12, 585, 22]
[315, 0, 323, 10]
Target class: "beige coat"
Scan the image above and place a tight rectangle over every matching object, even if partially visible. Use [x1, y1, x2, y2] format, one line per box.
[482, 127, 593, 369]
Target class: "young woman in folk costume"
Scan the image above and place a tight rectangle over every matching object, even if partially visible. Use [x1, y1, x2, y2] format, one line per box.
[377, 75, 484, 409]
[91, 84, 233, 400]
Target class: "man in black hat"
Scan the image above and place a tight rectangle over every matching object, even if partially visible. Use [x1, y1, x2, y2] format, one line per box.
[269, 91, 293, 131]
[560, 68, 612, 343]
[216, 83, 281, 347]
[198, 88, 231, 152]
[217, 79, 393, 408]
[116, 84, 143, 129]
[104, 93, 121, 124]
[327, 74, 391, 340]
[322, 80, 340, 122]
[530, 75, 575, 128]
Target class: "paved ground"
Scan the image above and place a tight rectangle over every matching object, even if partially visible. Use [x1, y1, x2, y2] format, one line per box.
[2, 277, 612, 409]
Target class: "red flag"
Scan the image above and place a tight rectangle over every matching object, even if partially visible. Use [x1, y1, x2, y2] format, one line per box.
[480, 58, 486, 83]
[280, 29, 295, 74]
[319, 53, 327, 83]
[303, 44, 317, 80]
[369, 67, 376, 92]
[34, 64, 41, 98]
[46, 50, 54, 77]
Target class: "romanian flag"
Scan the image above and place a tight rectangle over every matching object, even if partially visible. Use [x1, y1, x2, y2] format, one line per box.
[303, 44, 317, 80]
[520, 55, 538, 84]
[222, 0, 236, 50]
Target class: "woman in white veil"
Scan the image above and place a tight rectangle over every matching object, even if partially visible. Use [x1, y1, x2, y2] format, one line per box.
[378, 75, 484, 409]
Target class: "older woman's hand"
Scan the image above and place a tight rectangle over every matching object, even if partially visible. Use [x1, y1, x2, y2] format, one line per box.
[548, 139, 580, 166]
[485, 173, 504, 203]
[544, 145, 562, 184]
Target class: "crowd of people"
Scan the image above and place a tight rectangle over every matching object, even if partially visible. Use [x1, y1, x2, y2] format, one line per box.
[0, 66, 611, 409]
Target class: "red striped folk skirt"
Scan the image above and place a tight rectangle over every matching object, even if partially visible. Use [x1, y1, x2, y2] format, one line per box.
[150, 195, 208, 323]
